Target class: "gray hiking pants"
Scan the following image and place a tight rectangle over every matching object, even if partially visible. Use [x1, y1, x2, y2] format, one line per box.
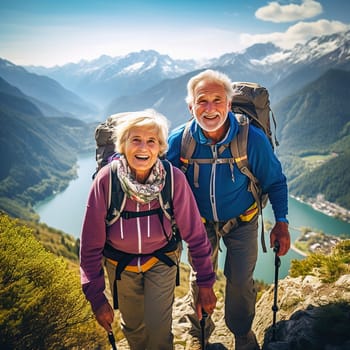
[105, 256, 177, 350]
[188, 216, 258, 340]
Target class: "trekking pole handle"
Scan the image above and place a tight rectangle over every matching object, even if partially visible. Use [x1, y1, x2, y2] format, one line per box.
[200, 309, 208, 350]
[200, 309, 208, 325]
[273, 240, 281, 268]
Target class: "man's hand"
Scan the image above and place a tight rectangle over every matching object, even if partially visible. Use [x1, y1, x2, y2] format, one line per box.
[270, 221, 290, 256]
[94, 302, 114, 332]
[196, 286, 217, 320]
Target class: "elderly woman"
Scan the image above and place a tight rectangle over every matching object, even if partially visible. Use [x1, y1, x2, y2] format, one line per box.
[80, 109, 216, 350]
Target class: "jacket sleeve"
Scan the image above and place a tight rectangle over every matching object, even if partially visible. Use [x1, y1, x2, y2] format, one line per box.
[172, 167, 216, 287]
[248, 126, 288, 220]
[79, 165, 110, 312]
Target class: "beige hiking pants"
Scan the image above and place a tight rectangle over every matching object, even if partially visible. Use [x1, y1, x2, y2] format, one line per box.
[105, 256, 177, 350]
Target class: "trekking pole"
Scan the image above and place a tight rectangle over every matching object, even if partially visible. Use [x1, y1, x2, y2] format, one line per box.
[271, 240, 281, 342]
[108, 331, 118, 350]
[200, 309, 208, 350]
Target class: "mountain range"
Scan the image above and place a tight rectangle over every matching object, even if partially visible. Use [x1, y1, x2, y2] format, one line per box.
[0, 30, 349, 220]
[0, 59, 98, 121]
[25, 30, 350, 124]
[26, 50, 198, 109]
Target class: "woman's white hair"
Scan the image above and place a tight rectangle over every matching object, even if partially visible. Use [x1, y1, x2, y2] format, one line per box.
[185, 69, 234, 105]
[113, 109, 170, 157]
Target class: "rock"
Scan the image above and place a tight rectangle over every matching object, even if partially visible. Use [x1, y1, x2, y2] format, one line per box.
[115, 274, 350, 349]
[256, 275, 350, 350]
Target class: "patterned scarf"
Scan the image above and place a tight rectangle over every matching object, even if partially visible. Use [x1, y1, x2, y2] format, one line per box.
[115, 156, 166, 204]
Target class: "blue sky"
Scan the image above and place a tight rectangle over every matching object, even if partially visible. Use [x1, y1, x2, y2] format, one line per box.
[0, 0, 349, 67]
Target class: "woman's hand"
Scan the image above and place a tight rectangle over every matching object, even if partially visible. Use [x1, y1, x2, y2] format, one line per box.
[196, 286, 217, 320]
[94, 302, 114, 332]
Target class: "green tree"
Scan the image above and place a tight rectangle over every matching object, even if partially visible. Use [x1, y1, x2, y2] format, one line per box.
[0, 213, 107, 349]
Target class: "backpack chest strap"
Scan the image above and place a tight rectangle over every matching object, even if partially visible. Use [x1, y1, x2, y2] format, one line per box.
[192, 158, 235, 188]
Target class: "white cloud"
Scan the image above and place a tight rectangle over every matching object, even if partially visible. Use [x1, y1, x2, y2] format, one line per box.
[255, 0, 323, 23]
[240, 19, 350, 49]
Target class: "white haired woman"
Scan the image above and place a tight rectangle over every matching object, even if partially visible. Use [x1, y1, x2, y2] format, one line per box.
[80, 109, 216, 349]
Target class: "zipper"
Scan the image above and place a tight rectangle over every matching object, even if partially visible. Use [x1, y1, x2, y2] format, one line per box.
[147, 203, 151, 238]
[136, 202, 142, 271]
[119, 217, 124, 239]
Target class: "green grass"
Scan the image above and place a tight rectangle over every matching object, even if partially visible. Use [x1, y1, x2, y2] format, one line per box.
[290, 239, 350, 283]
[301, 153, 337, 170]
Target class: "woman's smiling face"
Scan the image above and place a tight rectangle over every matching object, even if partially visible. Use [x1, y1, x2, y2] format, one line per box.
[124, 126, 160, 183]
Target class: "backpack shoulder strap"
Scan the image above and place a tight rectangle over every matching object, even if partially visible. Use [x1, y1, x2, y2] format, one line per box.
[230, 116, 268, 252]
[230, 114, 250, 171]
[180, 121, 197, 173]
[106, 159, 175, 226]
[180, 120, 216, 188]
[160, 159, 183, 244]
[159, 159, 174, 221]
[106, 160, 127, 226]
[230, 115, 262, 211]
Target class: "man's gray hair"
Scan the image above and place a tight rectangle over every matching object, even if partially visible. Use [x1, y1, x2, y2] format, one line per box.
[185, 69, 234, 105]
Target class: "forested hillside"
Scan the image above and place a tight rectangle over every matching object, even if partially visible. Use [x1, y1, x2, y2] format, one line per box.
[0, 78, 95, 220]
[0, 213, 108, 349]
[288, 151, 350, 209]
[275, 69, 350, 210]
[276, 69, 350, 155]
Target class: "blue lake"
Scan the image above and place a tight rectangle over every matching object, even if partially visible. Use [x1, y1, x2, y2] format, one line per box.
[35, 153, 350, 283]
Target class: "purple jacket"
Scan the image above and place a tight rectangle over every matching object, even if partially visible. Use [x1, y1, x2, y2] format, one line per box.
[80, 163, 215, 312]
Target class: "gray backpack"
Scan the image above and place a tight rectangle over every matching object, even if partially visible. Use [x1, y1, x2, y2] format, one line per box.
[231, 82, 278, 148]
[93, 112, 130, 178]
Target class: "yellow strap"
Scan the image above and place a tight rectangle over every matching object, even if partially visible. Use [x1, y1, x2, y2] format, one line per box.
[106, 256, 160, 273]
[179, 157, 189, 164]
[234, 155, 248, 163]
[239, 202, 258, 222]
[106, 249, 178, 274]
[202, 202, 258, 224]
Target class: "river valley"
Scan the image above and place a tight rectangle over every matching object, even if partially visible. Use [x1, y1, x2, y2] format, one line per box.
[35, 153, 350, 284]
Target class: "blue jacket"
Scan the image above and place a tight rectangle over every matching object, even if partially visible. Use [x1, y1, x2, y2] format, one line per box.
[167, 112, 288, 222]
